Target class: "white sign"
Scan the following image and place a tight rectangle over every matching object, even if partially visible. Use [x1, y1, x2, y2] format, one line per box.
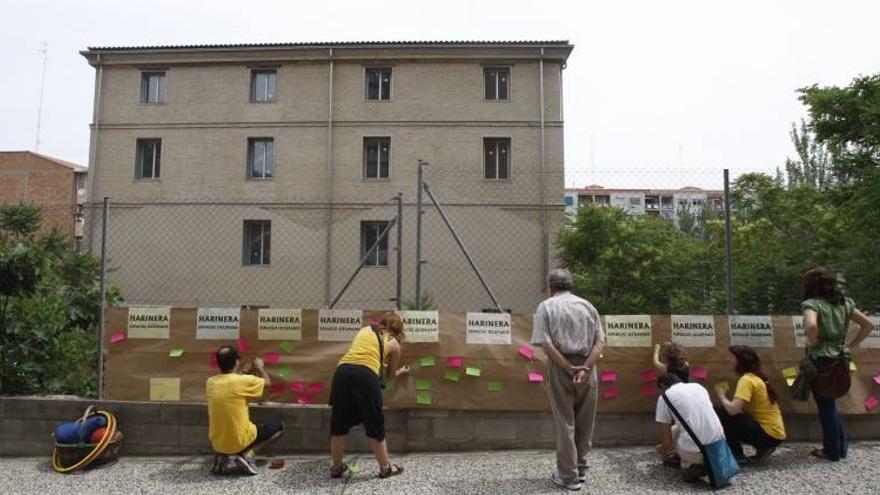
[671, 315, 716, 347]
[196, 307, 241, 340]
[127, 307, 171, 339]
[396, 311, 439, 343]
[257, 309, 302, 341]
[605, 315, 652, 347]
[792, 316, 806, 348]
[861, 316, 880, 348]
[318, 309, 363, 342]
[466, 312, 512, 345]
[729, 315, 774, 348]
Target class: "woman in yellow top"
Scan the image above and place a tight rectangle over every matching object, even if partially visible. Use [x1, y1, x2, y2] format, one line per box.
[714, 345, 786, 464]
[329, 312, 409, 479]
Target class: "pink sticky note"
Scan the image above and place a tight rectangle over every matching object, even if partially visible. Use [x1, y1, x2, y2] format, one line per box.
[527, 371, 544, 383]
[518, 346, 535, 360]
[873, 373, 880, 386]
[235, 338, 249, 353]
[290, 382, 305, 393]
[270, 383, 285, 394]
[641, 369, 657, 383]
[446, 356, 463, 368]
[297, 395, 314, 405]
[603, 387, 620, 400]
[600, 370, 618, 383]
[264, 352, 280, 364]
[691, 367, 709, 380]
[865, 395, 879, 411]
[641, 384, 657, 397]
[110, 331, 125, 344]
[307, 382, 324, 394]
[210, 354, 219, 370]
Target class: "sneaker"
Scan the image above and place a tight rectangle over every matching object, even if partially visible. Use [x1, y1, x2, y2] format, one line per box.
[235, 454, 258, 475]
[210, 455, 223, 475]
[661, 454, 682, 469]
[746, 445, 777, 464]
[681, 464, 707, 483]
[551, 472, 582, 491]
[577, 468, 588, 484]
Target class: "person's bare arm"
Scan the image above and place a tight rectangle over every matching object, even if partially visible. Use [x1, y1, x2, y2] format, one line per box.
[541, 340, 576, 375]
[653, 343, 668, 373]
[848, 310, 876, 348]
[253, 357, 271, 387]
[804, 309, 820, 347]
[386, 339, 409, 381]
[585, 337, 605, 370]
[715, 387, 744, 415]
[657, 423, 675, 455]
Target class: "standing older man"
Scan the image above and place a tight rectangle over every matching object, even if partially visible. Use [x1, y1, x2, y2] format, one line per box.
[531, 268, 606, 491]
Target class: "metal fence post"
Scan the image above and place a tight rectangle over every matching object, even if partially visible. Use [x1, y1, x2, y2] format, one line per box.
[396, 192, 403, 310]
[98, 197, 109, 399]
[723, 169, 734, 315]
[415, 160, 426, 310]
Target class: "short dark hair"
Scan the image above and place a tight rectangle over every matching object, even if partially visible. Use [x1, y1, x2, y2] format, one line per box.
[216, 346, 239, 373]
[656, 372, 681, 390]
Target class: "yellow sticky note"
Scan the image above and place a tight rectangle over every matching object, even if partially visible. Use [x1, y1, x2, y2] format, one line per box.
[714, 381, 729, 393]
[786, 377, 796, 387]
[466, 366, 481, 377]
[782, 367, 798, 379]
[169, 348, 184, 358]
[349, 464, 361, 474]
[149, 377, 180, 401]
[850, 361, 858, 372]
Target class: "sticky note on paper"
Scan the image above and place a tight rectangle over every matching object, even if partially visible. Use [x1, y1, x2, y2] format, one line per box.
[264, 352, 281, 364]
[444, 370, 460, 383]
[278, 365, 291, 377]
[488, 381, 503, 392]
[416, 392, 432, 405]
[466, 366, 481, 377]
[786, 377, 796, 387]
[850, 361, 858, 372]
[640, 369, 657, 383]
[110, 331, 125, 344]
[290, 382, 305, 393]
[349, 464, 361, 474]
[865, 395, 879, 411]
[149, 377, 180, 401]
[235, 338, 249, 353]
[600, 370, 617, 383]
[297, 395, 314, 405]
[419, 356, 436, 368]
[690, 367, 709, 380]
[603, 387, 620, 400]
[446, 356, 463, 368]
[279, 341, 294, 354]
[641, 384, 657, 397]
[169, 348, 184, 358]
[782, 367, 798, 379]
[527, 371, 544, 383]
[415, 379, 431, 391]
[873, 373, 880, 386]
[270, 383, 285, 394]
[714, 381, 730, 393]
[307, 382, 324, 394]
[518, 345, 535, 360]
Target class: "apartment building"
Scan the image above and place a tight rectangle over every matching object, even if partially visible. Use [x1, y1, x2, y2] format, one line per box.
[564, 185, 723, 222]
[80, 41, 572, 313]
[0, 151, 87, 248]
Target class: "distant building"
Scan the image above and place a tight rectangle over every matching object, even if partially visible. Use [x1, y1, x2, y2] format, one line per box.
[0, 151, 87, 248]
[564, 185, 724, 223]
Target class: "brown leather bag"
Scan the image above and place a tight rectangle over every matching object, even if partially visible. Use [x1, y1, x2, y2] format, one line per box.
[811, 358, 851, 400]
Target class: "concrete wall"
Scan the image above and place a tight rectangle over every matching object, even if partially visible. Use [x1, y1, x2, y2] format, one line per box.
[3, 396, 877, 456]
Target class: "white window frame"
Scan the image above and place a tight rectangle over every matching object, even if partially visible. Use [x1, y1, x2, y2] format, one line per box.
[362, 137, 391, 180]
[483, 66, 511, 101]
[483, 137, 512, 180]
[135, 138, 161, 180]
[140, 71, 166, 104]
[250, 69, 277, 102]
[364, 67, 393, 101]
[242, 220, 271, 266]
[360, 221, 390, 268]
[247, 137, 275, 180]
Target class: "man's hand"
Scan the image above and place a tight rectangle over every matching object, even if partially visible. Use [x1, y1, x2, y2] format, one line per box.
[395, 365, 410, 377]
[253, 357, 265, 371]
[572, 368, 588, 385]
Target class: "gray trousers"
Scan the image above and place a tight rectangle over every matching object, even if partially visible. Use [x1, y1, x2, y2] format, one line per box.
[546, 356, 598, 483]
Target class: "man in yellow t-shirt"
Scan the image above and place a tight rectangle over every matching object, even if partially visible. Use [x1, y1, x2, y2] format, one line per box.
[206, 346, 284, 475]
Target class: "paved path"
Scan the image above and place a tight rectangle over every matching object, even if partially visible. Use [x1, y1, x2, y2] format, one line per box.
[3, 442, 878, 494]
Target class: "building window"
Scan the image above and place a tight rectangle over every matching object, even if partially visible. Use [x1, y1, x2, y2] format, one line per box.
[483, 138, 510, 180]
[247, 138, 274, 179]
[135, 139, 161, 179]
[594, 195, 610, 206]
[365, 68, 392, 100]
[361, 221, 389, 267]
[243, 220, 271, 266]
[363, 137, 390, 179]
[484, 67, 510, 100]
[251, 70, 277, 102]
[140, 72, 166, 103]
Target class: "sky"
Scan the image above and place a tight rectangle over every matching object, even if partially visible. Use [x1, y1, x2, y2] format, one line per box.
[2, 0, 879, 189]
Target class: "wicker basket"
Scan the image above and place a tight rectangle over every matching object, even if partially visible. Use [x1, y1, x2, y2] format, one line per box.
[54, 431, 124, 468]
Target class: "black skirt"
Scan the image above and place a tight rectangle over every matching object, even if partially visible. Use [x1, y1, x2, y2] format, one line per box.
[329, 364, 386, 440]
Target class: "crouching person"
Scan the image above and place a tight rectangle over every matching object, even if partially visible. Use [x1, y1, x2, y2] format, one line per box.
[207, 346, 284, 475]
[655, 373, 725, 483]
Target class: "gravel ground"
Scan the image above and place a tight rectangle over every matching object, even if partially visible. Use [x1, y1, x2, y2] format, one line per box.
[3, 442, 879, 494]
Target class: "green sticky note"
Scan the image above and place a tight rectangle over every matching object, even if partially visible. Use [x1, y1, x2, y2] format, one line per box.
[415, 379, 431, 391]
[465, 366, 481, 377]
[383, 380, 394, 392]
[443, 370, 460, 383]
[279, 341, 294, 354]
[169, 348, 184, 357]
[488, 381, 503, 392]
[278, 365, 291, 377]
[349, 464, 361, 474]
[416, 392, 432, 405]
[420, 356, 436, 368]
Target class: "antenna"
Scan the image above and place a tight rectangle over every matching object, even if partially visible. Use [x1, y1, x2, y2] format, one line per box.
[35, 42, 48, 151]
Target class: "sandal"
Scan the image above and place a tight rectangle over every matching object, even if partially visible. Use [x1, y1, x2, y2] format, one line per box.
[810, 449, 839, 461]
[378, 463, 404, 478]
[330, 463, 350, 478]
